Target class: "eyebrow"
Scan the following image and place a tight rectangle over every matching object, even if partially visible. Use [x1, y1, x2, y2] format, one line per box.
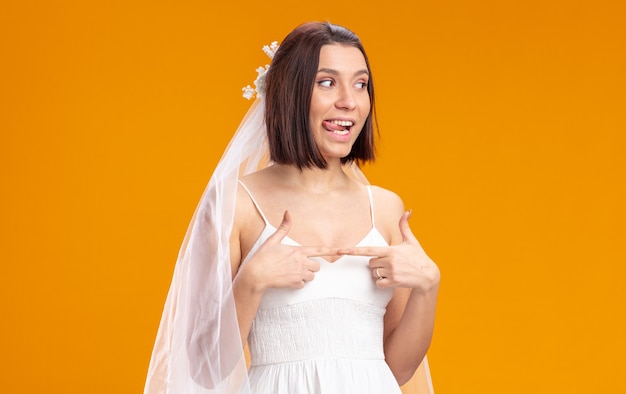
[317, 68, 369, 77]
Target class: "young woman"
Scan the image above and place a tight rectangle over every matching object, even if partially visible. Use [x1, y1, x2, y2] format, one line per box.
[145, 22, 439, 394]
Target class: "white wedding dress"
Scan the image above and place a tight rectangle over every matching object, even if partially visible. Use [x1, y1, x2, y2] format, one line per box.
[239, 183, 402, 394]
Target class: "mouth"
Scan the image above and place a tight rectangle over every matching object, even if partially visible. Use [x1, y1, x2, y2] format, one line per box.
[323, 119, 354, 136]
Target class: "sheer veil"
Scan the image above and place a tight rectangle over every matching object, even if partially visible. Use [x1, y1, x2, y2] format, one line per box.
[144, 58, 434, 394]
[144, 99, 266, 393]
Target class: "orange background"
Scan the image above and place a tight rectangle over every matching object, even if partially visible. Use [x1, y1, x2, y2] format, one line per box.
[1, 1, 624, 393]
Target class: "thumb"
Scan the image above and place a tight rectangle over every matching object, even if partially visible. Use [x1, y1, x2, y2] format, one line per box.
[268, 210, 291, 243]
[399, 209, 418, 244]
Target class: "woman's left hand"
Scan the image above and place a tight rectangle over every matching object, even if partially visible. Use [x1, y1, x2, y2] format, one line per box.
[338, 211, 440, 293]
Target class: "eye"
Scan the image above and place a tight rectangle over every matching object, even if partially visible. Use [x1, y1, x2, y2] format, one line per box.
[317, 79, 333, 88]
[355, 81, 369, 89]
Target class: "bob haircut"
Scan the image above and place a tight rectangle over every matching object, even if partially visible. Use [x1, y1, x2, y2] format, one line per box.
[264, 21, 377, 169]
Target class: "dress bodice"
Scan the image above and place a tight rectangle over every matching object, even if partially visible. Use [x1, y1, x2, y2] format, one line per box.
[237, 181, 401, 393]
[241, 223, 394, 365]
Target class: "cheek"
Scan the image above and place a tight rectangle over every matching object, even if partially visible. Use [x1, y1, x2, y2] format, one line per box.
[361, 98, 371, 117]
[359, 93, 371, 109]
[308, 98, 325, 122]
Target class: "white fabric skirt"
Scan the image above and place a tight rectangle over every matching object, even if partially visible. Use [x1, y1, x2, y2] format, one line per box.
[248, 358, 402, 394]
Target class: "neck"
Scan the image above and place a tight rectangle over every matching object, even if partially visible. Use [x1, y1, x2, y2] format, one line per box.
[272, 160, 352, 194]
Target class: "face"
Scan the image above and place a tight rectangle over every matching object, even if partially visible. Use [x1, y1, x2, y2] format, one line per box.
[309, 44, 371, 162]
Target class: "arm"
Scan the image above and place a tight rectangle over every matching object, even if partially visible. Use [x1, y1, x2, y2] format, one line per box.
[383, 274, 439, 385]
[230, 229, 265, 348]
[229, 206, 299, 348]
[340, 189, 440, 385]
[382, 197, 440, 385]
[229, 189, 331, 347]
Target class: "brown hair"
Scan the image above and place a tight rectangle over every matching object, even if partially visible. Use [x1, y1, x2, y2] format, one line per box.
[264, 22, 377, 169]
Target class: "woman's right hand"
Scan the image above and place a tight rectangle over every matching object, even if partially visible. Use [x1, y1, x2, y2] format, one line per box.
[238, 211, 337, 292]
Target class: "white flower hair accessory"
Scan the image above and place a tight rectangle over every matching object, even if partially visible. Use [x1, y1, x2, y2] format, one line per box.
[242, 41, 279, 100]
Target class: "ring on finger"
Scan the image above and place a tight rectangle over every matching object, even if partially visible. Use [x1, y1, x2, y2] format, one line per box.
[375, 267, 384, 280]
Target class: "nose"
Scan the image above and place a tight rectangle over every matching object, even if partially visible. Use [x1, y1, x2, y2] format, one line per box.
[335, 85, 357, 110]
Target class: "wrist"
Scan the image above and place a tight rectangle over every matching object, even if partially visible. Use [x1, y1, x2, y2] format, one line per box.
[409, 279, 439, 298]
[234, 264, 266, 295]
[411, 263, 440, 294]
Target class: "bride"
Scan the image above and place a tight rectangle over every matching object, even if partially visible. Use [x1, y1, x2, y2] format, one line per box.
[145, 21, 439, 394]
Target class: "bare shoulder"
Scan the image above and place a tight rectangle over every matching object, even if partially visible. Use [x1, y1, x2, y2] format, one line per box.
[370, 185, 404, 211]
[230, 173, 267, 274]
[241, 164, 280, 182]
[236, 166, 280, 213]
[369, 185, 405, 244]
[234, 173, 267, 233]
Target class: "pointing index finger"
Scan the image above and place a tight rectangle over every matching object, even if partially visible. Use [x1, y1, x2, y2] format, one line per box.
[337, 246, 386, 257]
[299, 246, 341, 258]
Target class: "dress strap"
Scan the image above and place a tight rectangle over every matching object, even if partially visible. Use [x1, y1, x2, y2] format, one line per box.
[238, 180, 270, 225]
[366, 185, 376, 228]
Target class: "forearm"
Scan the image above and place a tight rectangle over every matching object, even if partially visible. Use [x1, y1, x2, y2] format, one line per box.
[384, 285, 439, 385]
[232, 269, 265, 347]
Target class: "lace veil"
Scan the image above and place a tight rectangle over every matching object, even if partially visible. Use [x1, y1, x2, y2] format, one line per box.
[144, 45, 434, 394]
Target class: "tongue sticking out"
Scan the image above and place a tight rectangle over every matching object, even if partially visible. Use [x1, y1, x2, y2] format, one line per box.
[323, 120, 349, 132]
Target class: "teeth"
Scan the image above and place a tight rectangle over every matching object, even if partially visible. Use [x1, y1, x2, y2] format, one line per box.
[333, 129, 349, 136]
[329, 120, 353, 127]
